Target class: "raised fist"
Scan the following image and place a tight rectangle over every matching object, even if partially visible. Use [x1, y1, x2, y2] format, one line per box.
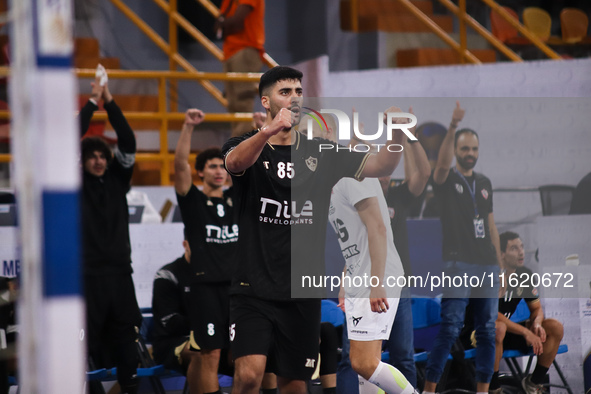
[263, 107, 293, 136]
[452, 101, 465, 124]
[185, 109, 205, 127]
[383, 106, 405, 124]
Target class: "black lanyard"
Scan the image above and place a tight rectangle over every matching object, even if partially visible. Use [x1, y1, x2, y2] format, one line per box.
[453, 168, 479, 218]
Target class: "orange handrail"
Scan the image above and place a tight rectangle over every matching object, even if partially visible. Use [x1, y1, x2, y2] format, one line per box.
[391, 0, 561, 63]
[436, 0, 522, 62]
[168, 0, 179, 113]
[108, 0, 227, 106]
[74, 68, 263, 81]
[458, 0, 467, 64]
[395, 0, 481, 64]
[0, 67, 261, 184]
[478, 0, 562, 59]
[153, 0, 224, 61]
[350, 0, 359, 33]
[0, 110, 254, 122]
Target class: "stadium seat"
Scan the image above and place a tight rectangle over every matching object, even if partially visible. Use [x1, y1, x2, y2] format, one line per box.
[321, 299, 345, 327]
[87, 308, 189, 394]
[499, 300, 573, 393]
[538, 185, 576, 216]
[490, 6, 521, 44]
[560, 8, 589, 44]
[502, 344, 572, 394]
[523, 7, 552, 42]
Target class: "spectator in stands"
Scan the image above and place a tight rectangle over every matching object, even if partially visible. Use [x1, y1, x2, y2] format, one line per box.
[423, 102, 501, 394]
[81, 69, 141, 394]
[487, 231, 564, 394]
[569, 171, 591, 214]
[174, 110, 238, 394]
[215, 0, 265, 137]
[379, 108, 431, 387]
[151, 233, 200, 393]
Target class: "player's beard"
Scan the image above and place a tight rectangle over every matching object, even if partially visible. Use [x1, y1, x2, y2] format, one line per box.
[456, 154, 477, 171]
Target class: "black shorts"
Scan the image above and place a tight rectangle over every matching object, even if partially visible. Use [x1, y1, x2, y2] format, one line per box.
[188, 282, 230, 350]
[503, 322, 529, 353]
[229, 295, 321, 380]
[152, 336, 190, 375]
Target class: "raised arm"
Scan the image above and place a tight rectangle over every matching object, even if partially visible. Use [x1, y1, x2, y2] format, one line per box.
[225, 107, 292, 174]
[102, 82, 136, 155]
[433, 101, 465, 185]
[403, 107, 431, 196]
[174, 109, 205, 196]
[359, 106, 406, 178]
[79, 76, 103, 137]
[356, 196, 389, 313]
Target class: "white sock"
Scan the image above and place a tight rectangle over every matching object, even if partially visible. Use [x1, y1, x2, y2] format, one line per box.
[368, 361, 416, 394]
[422, 392, 436, 394]
[477, 392, 488, 394]
[358, 375, 381, 394]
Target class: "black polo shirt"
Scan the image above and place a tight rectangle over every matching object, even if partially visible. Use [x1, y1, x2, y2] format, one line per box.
[433, 169, 497, 265]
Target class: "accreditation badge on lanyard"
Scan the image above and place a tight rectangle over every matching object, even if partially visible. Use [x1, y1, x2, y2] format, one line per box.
[454, 169, 485, 239]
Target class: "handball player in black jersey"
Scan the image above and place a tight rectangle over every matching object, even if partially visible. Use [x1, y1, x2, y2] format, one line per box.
[222, 66, 408, 394]
[175, 109, 239, 394]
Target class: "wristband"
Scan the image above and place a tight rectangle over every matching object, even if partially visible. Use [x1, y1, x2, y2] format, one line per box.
[407, 138, 418, 144]
[450, 122, 459, 129]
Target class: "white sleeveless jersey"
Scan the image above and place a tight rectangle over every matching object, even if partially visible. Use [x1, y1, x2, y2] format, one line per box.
[329, 177, 404, 297]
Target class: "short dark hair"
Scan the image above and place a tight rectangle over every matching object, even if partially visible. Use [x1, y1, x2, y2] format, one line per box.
[454, 128, 479, 148]
[81, 137, 112, 165]
[195, 147, 223, 172]
[259, 66, 303, 98]
[500, 231, 520, 253]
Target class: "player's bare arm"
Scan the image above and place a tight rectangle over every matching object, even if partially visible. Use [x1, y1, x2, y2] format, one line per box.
[225, 108, 292, 174]
[433, 101, 465, 185]
[356, 197, 389, 313]
[404, 107, 431, 196]
[497, 312, 544, 355]
[174, 109, 205, 196]
[527, 300, 547, 342]
[360, 107, 406, 178]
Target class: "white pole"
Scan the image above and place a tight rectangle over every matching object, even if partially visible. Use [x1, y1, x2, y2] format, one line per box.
[10, 0, 84, 392]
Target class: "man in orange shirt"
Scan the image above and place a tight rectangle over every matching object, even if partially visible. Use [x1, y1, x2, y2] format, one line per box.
[216, 0, 265, 137]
